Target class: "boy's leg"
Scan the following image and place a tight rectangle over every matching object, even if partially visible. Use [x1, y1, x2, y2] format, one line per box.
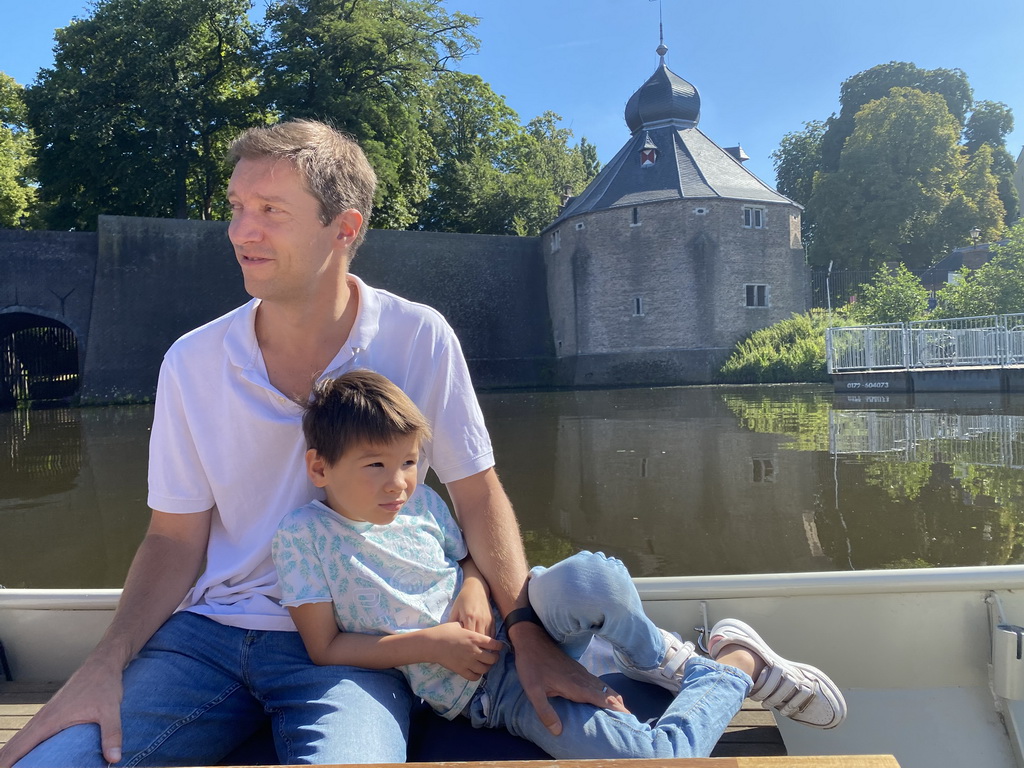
[15, 612, 266, 768]
[251, 629, 414, 765]
[526, 551, 662, 668]
[469, 649, 748, 759]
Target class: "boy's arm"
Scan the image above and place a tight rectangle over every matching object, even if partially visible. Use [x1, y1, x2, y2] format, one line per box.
[287, 603, 502, 681]
[450, 556, 495, 637]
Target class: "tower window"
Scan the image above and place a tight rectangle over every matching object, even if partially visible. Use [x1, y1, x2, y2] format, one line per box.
[551, 229, 561, 253]
[633, 297, 645, 316]
[743, 206, 765, 229]
[630, 207, 641, 226]
[745, 284, 768, 307]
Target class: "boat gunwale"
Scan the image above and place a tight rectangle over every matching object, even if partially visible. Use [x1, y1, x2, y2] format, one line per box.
[4, 565, 1024, 610]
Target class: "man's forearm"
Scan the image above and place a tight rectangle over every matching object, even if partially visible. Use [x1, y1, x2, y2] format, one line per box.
[88, 513, 209, 671]
[447, 468, 530, 619]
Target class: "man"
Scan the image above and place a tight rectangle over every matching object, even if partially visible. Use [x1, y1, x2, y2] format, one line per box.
[2, 120, 620, 768]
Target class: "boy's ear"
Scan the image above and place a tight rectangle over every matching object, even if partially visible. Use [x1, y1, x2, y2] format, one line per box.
[306, 448, 329, 488]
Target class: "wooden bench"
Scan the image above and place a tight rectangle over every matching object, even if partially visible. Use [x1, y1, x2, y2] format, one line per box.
[4, 680, 870, 766]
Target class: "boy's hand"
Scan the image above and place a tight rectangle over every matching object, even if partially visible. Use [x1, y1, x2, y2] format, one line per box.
[451, 574, 495, 637]
[423, 622, 503, 681]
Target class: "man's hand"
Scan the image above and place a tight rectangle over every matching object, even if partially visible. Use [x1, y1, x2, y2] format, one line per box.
[422, 622, 503, 681]
[509, 621, 628, 735]
[0, 658, 124, 767]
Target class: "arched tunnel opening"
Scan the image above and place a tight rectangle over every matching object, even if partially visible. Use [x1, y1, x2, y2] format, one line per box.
[0, 313, 80, 410]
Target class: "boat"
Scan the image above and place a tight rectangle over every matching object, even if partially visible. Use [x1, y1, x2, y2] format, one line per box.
[4, 564, 1024, 767]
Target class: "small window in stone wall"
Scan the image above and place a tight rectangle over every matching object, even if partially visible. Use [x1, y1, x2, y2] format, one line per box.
[631, 207, 640, 226]
[551, 229, 561, 253]
[575, 222, 585, 231]
[743, 206, 765, 229]
[694, 207, 707, 215]
[633, 297, 645, 316]
[752, 458, 775, 483]
[745, 284, 768, 307]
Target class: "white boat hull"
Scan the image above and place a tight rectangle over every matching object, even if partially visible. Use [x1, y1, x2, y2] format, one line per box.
[4, 566, 1024, 768]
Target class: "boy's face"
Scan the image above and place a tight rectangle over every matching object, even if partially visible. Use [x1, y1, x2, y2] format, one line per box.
[307, 434, 420, 525]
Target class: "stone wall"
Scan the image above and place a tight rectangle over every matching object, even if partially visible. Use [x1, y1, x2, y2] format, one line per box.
[76, 217, 549, 402]
[0, 230, 98, 342]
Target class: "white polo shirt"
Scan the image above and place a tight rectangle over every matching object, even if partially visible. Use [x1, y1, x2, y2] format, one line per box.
[147, 274, 495, 630]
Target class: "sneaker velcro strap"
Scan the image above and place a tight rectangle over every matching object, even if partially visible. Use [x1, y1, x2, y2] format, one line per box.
[753, 667, 816, 715]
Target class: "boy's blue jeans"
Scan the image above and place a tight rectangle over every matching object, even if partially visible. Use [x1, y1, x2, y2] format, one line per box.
[15, 611, 415, 766]
[465, 551, 752, 759]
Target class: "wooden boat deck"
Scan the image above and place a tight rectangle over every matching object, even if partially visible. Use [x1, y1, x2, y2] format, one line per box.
[1, 682, 784, 761]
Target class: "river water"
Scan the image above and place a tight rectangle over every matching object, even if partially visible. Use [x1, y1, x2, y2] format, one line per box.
[3, 384, 1024, 588]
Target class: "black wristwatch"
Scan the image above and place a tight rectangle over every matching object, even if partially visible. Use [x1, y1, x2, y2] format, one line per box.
[504, 604, 545, 631]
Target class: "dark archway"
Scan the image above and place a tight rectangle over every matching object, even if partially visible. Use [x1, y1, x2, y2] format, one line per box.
[0, 313, 80, 410]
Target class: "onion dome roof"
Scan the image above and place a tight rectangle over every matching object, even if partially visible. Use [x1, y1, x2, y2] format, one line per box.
[624, 44, 701, 133]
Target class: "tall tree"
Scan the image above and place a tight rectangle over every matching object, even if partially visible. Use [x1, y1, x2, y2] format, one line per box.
[0, 73, 36, 228]
[963, 100, 1019, 224]
[263, 0, 478, 229]
[26, 0, 265, 230]
[819, 62, 973, 173]
[809, 88, 964, 270]
[417, 77, 600, 236]
[771, 119, 825, 244]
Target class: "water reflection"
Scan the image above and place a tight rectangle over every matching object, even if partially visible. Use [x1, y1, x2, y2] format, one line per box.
[3, 387, 1024, 588]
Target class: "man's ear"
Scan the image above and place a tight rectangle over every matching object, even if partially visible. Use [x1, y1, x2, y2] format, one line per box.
[306, 448, 329, 488]
[335, 208, 363, 244]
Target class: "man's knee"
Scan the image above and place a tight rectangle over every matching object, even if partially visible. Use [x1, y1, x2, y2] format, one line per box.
[13, 724, 106, 768]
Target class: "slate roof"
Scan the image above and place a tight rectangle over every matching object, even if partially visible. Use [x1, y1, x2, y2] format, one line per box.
[548, 47, 796, 228]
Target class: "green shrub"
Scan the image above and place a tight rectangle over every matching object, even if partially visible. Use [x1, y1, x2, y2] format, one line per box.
[719, 309, 835, 383]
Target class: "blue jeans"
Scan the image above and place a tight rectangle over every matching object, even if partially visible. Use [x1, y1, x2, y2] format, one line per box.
[466, 551, 752, 759]
[15, 612, 414, 767]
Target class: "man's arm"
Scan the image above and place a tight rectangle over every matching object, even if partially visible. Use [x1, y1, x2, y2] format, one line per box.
[446, 468, 626, 736]
[0, 509, 210, 768]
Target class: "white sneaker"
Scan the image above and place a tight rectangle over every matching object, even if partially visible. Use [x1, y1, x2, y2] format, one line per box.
[708, 618, 847, 729]
[612, 628, 696, 694]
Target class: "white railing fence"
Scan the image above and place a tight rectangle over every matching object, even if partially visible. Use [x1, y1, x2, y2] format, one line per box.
[827, 315, 1024, 373]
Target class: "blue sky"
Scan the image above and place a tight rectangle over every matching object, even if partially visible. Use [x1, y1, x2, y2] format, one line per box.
[3, 0, 1023, 188]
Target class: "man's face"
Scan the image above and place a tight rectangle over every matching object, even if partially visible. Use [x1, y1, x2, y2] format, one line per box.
[308, 435, 421, 526]
[226, 156, 354, 304]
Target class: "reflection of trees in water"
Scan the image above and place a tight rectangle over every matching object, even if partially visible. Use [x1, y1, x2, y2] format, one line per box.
[0, 407, 82, 499]
[723, 390, 1024, 569]
[720, 391, 833, 452]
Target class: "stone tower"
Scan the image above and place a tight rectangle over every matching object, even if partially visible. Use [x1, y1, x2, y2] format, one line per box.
[542, 43, 809, 387]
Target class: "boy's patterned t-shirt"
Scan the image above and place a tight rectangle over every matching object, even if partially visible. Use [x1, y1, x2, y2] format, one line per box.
[272, 485, 480, 718]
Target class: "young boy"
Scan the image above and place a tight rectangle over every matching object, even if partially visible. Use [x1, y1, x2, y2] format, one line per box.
[272, 370, 847, 760]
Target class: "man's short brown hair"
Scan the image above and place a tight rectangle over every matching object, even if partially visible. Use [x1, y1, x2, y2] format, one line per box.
[228, 119, 377, 252]
[303, 370, 431, 466]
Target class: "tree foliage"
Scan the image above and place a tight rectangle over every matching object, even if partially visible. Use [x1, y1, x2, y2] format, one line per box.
[820, 61, 973, 173]
[935, 221, 1024, 317]
[263, 0, 479, 230]
[0, 73, 36, 228]
[416, 74, 599, 236]
[847, 263, 929, 324]
[26, 0, 266, 230]
[774, 61, 1016, 272]
[810, 88, 965, 270]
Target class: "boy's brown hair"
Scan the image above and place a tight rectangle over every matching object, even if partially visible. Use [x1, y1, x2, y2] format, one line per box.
[303, 370, 431, 465]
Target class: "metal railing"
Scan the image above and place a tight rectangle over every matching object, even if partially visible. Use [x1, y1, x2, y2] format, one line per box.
[827, 314, 1024, 373]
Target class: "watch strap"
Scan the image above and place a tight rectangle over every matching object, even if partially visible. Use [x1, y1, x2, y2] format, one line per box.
[504, 604, 544, 631]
